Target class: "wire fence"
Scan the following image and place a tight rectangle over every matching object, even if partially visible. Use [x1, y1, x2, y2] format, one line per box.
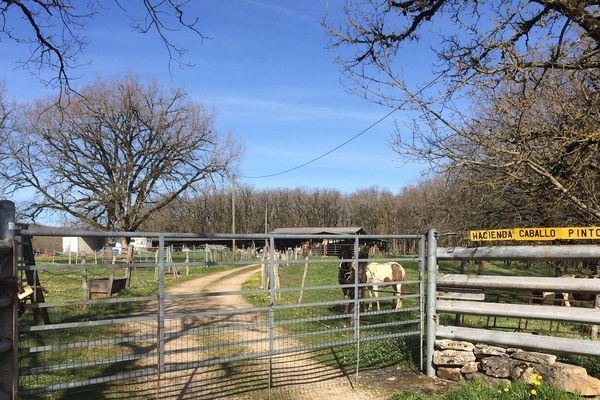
[15, 231, 426, 399]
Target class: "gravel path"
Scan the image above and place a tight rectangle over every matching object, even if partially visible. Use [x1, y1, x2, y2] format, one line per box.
[158, 265, 382, 400]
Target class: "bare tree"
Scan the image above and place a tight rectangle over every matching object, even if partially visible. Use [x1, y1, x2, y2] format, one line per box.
[0, 0, 205, 92]
[1, 76, 240, 233]
[328, 1, 600, 223]
[328, 1, 600, 97]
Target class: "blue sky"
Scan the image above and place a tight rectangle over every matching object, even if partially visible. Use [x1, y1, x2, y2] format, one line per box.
[1, 0, 434, 194]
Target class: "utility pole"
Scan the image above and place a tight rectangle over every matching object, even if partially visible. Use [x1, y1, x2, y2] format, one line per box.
[264, 205, 268, 234]
[231, 176, 236, 251]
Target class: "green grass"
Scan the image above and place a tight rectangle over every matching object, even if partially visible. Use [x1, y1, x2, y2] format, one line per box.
[391, 379, 579, 400]
[242, 257, 423, 371]
[19, 261, 245, 399]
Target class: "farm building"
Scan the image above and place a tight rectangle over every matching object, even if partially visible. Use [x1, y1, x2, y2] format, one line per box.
[270, 227, 366, 255]
[62, 236, 106, 254]
[130, 237, 152, 250]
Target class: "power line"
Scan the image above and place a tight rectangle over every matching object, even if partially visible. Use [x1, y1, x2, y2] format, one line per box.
[241, 73, 444, 180]
[241, 107, 398, 179]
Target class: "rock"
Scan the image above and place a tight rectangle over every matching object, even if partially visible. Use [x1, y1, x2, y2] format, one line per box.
[464, 372, 510, 387]
[551, 371, 600, 396]
[513, 362, 552, 383]
[460, 361, 479, 374]
[474, 344, 507, 357]
[550, 361, 587, 377]
[435, 340, 475, 352]
[480, 356, 512, 378]
[506, 348, 519, 353]
[437, 367, 463, 382]
[511, 350, 556, 365]
[433, 350, 476, 366]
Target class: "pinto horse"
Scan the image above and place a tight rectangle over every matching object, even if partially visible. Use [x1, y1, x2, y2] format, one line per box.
[365, 262, 406, 311]
[338, 246, 406, 311]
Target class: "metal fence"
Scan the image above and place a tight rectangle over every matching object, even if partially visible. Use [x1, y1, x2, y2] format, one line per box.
[7, 225, 429, 399]
[435, 245, 600, 358]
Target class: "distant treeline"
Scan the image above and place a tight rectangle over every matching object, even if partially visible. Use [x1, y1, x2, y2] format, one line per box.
[144, 175, 595, 240]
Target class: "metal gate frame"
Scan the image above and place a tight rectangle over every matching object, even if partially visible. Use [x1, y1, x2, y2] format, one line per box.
[0, 202, 437, 399]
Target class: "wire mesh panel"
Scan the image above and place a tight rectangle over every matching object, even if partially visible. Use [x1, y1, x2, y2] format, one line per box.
[15, 231, 426, 399]
[17, 272, 161, 397]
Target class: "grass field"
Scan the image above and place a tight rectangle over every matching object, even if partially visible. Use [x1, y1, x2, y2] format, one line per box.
[18, 252, 600, 398]
[19, 261, 245, 399]
[242, 257, 424, 372]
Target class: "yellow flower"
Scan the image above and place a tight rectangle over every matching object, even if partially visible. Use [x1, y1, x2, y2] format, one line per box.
[530, 389, 537, 396]
[504, 387, 510, 392]
[531, 373, 542, 385]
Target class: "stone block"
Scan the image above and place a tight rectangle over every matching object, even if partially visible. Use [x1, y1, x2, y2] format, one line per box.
[460, 361, 479, 374]
[437, 367, 463, 382]
[551, 371, 600, 396]
[511, 350, 556, 365]
[464, 372, 511, 387]
[433, 350, 476, 367]
[435, 339, 475, 352]
[474, 344, 507, 357]
[480, 356, 511, 378]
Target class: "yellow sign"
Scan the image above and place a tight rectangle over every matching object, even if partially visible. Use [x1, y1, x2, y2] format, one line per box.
[470, 227, 600, 241]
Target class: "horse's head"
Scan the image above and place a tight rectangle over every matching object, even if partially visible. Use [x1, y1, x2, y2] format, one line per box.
[338, 245, 368, 284]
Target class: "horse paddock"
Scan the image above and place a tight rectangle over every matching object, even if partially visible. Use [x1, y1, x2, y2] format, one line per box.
[10, 229, 426, 399]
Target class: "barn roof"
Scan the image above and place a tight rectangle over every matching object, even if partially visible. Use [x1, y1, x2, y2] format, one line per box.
[270, 227, 365, 235]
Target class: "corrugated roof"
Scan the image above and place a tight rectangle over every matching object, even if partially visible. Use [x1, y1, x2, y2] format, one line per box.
[270, 227, 365, 235]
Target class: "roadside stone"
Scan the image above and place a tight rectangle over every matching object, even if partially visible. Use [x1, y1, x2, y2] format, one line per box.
[460, 361, 479, 374]
[480, 356, 511, 378]
[435, 340, 475, 352]
[511, 350, 556, 365]
[433, 350, 476, 366]
[436, 367, 463, 382]
[474, 344, 507, 357]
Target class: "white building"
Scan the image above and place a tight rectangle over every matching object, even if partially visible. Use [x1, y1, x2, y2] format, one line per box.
[62, 236, 105, 254]
[131, 237, 152, 250]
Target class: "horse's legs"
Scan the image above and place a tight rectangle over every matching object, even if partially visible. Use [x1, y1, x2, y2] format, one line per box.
[395, 284, 402, 309]
[370, 285, 380, 311]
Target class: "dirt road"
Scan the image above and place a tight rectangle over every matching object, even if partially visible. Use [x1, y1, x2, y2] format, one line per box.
[158, 265, 383, 400]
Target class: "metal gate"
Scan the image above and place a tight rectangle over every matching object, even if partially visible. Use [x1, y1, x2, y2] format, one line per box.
[6, 224, 430, 398]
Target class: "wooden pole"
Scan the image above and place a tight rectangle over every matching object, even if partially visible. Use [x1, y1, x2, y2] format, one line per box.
[298, 257, 309, 304]
[185, 250, 189, 276]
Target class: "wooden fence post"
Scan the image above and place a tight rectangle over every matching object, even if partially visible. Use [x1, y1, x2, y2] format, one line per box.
[297, 257, 309, 304]
[0, 200, 17, 399]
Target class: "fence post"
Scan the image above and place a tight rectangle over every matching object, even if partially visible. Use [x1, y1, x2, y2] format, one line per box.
[267, 235, 276, 397]
[157, 235, 165, 397]
[418, 234, 426, 373]
[426, 228, 438, 378]
[0, 200, 17, 399]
